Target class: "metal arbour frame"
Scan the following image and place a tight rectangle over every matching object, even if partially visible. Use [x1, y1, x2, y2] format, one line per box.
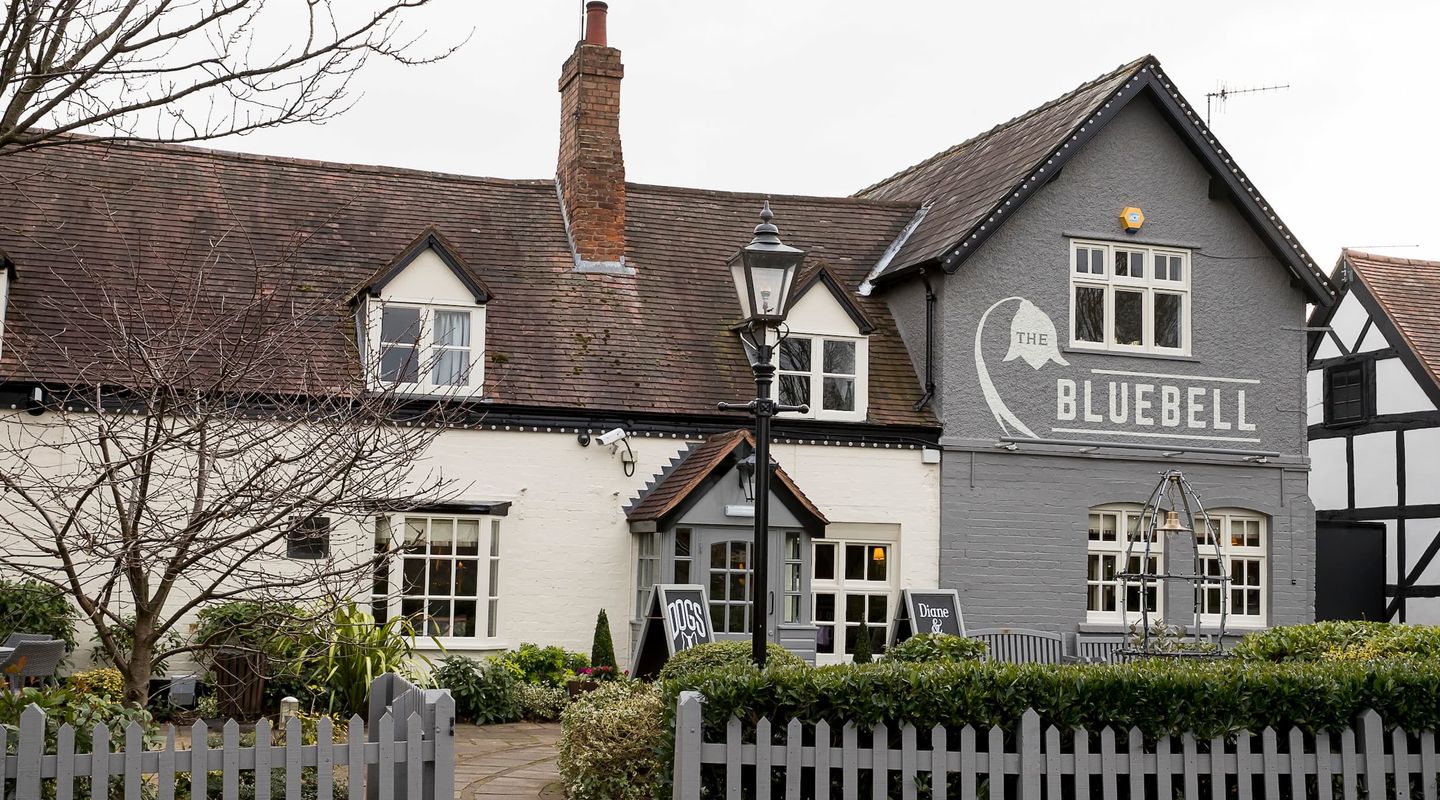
[1117, 468, 1231, 658]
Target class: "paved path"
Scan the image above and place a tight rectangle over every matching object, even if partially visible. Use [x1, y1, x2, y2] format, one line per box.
[455, 722, 565, 799]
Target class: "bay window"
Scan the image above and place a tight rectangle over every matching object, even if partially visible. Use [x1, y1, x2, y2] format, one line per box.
[1070, 240, 1190, 355]
[813, 541, 892, 663]
[373, 514, 501, 640]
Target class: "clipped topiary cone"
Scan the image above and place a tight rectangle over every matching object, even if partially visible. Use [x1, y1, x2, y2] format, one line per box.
[853, 619, 873, 664]
[592, 608, 618, 675]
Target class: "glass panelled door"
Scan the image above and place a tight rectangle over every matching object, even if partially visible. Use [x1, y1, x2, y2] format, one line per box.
[813, 541, 892, 663]
[708, 540, 752, 636]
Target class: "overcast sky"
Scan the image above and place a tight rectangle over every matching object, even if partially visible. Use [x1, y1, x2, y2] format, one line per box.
[224, 1, 1440, 268]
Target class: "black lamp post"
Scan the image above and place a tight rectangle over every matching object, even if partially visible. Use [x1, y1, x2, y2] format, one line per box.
[718, 202, 807, 668]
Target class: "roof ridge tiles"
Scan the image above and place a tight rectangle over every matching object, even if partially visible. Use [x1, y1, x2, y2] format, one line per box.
[1344, 248, 1440, 269]
[625, 181, 920, 210]
[18, 132, 558, 190]
[853, 54, 1156, 199]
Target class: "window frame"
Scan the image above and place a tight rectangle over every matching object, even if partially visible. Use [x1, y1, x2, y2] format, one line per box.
[1197, 510, 1268, 627]
[372, 513, 502, 646]
[811, 540, 894, 663]
[286, 516, 331, 560]
[366, 298, 485, 396]
[1323, 360, 1373, 426]
[1069, 239, 1192, 356]
[773, 333, 869, 422]
[1085, 505, 1163, 625]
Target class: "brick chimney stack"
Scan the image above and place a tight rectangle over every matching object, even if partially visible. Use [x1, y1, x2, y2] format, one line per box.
[558, 1, 628, 273]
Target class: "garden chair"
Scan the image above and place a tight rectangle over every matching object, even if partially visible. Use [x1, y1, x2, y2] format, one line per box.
[968, 627, 1065, 664]
[2, 632, 55, 648]
[1, 639, 66, 692]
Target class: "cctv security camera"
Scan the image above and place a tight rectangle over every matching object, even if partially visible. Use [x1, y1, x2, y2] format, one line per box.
[597, 427, 627, 447]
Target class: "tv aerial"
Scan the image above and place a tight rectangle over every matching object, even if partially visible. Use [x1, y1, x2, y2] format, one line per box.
[1205, 82, 1291, 127]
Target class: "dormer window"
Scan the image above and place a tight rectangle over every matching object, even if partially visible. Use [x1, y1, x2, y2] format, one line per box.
[778, 336, 862, 417]
[376, 303, 478, 390]
[769, 266, 873, 423]
[358, 228, 492, 397]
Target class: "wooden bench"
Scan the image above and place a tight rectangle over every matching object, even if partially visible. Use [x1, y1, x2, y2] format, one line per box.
[1074, 633, 1126, 664]
[968, 627, 1065, 664]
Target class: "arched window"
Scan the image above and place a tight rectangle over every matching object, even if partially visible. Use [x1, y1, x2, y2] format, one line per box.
[1086, 505, 1160, 624]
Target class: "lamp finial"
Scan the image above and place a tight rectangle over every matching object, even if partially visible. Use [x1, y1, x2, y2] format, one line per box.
[751, 200, 782, 245]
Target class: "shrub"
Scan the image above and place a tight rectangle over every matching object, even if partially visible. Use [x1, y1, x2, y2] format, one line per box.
[659, 659, 1440, 741]
[656, 641, 806, 682]
[558, 681, 664, 800]
[0, 579, 77, 652]
[286, 602, 426, 716]
[515, 683, 571, 722]
[591, 609, 618, 677]
[884, 634, 988, 664]
[853, 620, 874, 664]
[431, 655, 521, 724]
[0, 684, 157, 799]
[194, 600, 311, 707]
[69, 667, 126, 700]
[499, 643, 588, 687]
[1232, 621, 1440, 663]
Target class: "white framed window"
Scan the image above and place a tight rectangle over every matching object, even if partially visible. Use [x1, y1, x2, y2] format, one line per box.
[812, 541, 892, 663]
[1070, 239, 1190, 356]
[708, 539, 753, 634]
[774, 335, 868, 421]
[368, 300, 483, 395]
[635, 532, 659, 619]
[372, 514, 500, 641]
[1085, 505, 1162, 625]
[1197, 510, 1267, 626]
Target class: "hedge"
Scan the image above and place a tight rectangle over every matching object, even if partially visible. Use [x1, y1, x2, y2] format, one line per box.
[661, 658, 1440, 740]
[1231, 621, 1440, 663]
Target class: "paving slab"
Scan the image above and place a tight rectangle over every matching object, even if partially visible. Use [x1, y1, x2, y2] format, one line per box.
[455, 722, 564, 799]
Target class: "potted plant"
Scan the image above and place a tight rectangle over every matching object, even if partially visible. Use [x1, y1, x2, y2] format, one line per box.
[567, 609, 620, 697]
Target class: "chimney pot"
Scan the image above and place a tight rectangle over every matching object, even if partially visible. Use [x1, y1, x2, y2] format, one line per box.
[584, 2, 608, 47]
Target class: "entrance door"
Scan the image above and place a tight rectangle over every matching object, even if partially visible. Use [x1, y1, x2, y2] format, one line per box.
[1316, 520, 1386, 621]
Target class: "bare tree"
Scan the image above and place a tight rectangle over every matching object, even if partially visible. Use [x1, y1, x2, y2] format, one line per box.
[0, 224, 461, 703]
[0, 0, 465, 152]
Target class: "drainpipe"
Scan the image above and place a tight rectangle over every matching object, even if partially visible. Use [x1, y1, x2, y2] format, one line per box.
[913, 269, 937, 411]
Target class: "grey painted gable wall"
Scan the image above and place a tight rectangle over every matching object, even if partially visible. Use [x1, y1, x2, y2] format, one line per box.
[919, 93, 1310, 456]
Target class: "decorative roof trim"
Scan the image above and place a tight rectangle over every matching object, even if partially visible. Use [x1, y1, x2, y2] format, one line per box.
[355, 226, 494, 304]
[869, 60, 1337, 307]
[789, 264, 875, 335]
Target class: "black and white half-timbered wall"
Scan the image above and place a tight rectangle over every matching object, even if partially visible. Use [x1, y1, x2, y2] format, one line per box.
[1308, 250, 1440, 623]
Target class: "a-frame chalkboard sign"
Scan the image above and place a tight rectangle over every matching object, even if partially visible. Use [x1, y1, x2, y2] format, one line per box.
[630, 584, 714, 680]
[888, 588, 965, 646]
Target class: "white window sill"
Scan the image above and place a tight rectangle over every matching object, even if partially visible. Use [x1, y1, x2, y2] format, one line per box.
[1076, 621, 1267, 634]
[416, 637, 509, 652]
[1064, 346, 1201, 364]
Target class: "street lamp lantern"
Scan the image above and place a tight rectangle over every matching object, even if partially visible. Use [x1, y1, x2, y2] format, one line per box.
[718, 202, 808, 669]
[727, 201, 804, 326]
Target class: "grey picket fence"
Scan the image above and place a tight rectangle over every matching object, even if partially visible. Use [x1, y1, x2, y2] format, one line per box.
[1, 678, 454, 800]
[672, 690, 1439, 799]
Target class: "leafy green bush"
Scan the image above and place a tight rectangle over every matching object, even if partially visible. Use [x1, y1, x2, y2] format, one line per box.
[285, 602, 427, 716]
[0, 684, 157, 799]
[660, 659, 1440, 740]
[0, 579, 77, 652]
[1232, 621, 1440, 663]
[195, 600, 312, 706]
[656, 641, 805, 682]
[884, 634, 987, 664]
[515, 683, 571, 722]
[499, 643, 588, 687]
[68, 667, 125, 700]
[558, 681, 664, 800]
[431, 655, 521, 724]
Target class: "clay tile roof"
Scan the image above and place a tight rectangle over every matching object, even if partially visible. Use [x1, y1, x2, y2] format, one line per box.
[856, 56, 1151, 274]
[0, 139, 935, 427]
[1344, 249, 1440, 388]
[626, 429, 828, 529]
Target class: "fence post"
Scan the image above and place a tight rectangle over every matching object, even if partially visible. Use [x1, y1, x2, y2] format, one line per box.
[16, 704, 44, 800]
[673, 691, 704, 800]
[430, 692, 455, 800]
[1358, 709, 1385, 800]
[1019, 709, 1041, 800]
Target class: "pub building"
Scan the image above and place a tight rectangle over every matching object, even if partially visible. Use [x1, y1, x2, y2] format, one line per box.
[0, 4, 1334, 669]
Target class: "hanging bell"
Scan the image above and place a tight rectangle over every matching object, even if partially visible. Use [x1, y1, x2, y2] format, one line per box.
[1157, 510, 1192, 534]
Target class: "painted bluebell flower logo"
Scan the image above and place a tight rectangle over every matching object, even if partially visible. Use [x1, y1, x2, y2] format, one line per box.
[976, 297, 1067, 438]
